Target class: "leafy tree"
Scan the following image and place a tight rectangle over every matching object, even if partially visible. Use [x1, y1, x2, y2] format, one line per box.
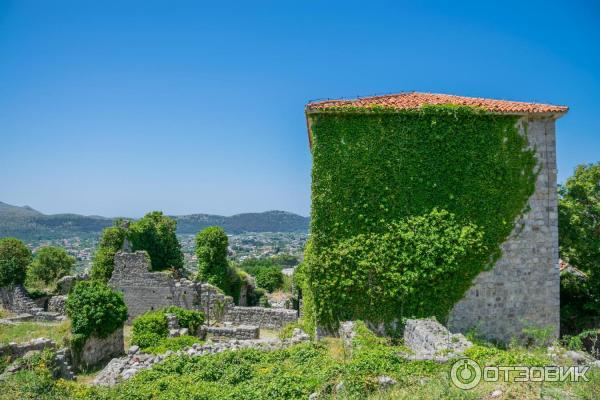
[66, 280, 128, 352]
[559, 162, 600, 330]
[195, 226, 229, 290]
[129, 211, 183, 271]
[90, 222, 127, 282]
[254, 266, 284, 293]
[0, 237, 32, 287]
[28, 246, 75, 286]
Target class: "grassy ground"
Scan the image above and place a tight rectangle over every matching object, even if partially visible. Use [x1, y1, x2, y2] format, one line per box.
[0, 320, 70, 346]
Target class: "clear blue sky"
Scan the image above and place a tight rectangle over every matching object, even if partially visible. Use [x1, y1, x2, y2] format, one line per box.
[0, 0, 598, 218]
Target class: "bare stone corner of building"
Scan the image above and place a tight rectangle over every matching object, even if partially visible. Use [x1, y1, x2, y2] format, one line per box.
[73, 328, 124, 371]
[447, 116, 560, 343]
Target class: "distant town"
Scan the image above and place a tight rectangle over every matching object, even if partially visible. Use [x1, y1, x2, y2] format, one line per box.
[28, 231, 308, 272]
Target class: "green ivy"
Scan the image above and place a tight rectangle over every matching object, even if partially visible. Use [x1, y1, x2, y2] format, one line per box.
[305, 105, 537, 329]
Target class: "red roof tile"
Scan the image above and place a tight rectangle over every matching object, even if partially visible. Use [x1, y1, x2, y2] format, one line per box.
[306, 92, 568, 115]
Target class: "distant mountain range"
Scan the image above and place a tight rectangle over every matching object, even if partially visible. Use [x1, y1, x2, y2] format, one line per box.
[0, 201, 309, 241]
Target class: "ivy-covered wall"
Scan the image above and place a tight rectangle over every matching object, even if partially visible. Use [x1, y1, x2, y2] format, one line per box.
[304, 105, 539, 331]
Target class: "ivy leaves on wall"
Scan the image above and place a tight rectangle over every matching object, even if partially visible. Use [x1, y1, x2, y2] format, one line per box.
[304, 105, 537, 329]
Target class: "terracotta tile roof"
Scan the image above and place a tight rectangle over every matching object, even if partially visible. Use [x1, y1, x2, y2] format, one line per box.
[306, 92, 568, 115]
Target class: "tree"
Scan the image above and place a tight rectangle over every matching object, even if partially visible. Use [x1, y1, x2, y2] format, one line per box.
[559, 162, 600, 324]
[90, 222, 127, 282]
[28, 246, 75, 286]
[195, 226, 229, 290]
[129, 211, 183, 271]
[254, 266, 284, 293]
[0, 237, 32, 287]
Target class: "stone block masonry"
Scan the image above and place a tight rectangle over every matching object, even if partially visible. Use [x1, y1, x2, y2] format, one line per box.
[73, 328, 124, 371]
[200, 325, 260, 341]
[448, 117, 560, 343]
[110, 251, 298, 329]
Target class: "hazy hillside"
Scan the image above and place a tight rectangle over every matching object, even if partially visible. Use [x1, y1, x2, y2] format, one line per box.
[0, 202, 309, 241]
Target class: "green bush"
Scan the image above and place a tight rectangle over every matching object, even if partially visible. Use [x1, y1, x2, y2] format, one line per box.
[306, 209, 485, 331]
[0, 237, 32, 287]
[66, 280, 128, 350]
[132, 311, 168, 348]
[142, 335, 202, 354]
[162, 306, 205, 334]
[27, 246, 75, 286]
[129, 211, 184, 271]
[254, 266, 284, 293]
[90, 222, 127, 282]
[132, 307, 205, 349]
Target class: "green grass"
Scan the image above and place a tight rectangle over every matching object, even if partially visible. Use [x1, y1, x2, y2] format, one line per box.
[0, 321, 70, 346]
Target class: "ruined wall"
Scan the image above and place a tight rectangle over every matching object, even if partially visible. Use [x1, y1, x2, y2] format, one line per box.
[448, 117, 560, 343]
[0, 285, 43, 315]
[74, 328, 124, 370]
[109, 251, 203, 321]
[110, 251, 298, 329]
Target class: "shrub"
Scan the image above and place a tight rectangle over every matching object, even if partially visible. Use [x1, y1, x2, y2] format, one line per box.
[305, 209, 485, 331]
[27, 246, 75, 286]
[162, 306, 205, 334]
[0, 237, 32, 287]
[143, 335, 201, 354]
[66, 280, 128, 350]
[132, 307, 205, 349]
[90, 222, 127, 282]
[132, 311, 168, 348]
[254, 266, 284, 293]
[195, 226, 229, 290]
[129, 211, 184, 271]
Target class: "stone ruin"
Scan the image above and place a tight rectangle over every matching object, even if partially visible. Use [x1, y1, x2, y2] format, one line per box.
[109, 251, 298, 329]
[0, 285, 66, 323]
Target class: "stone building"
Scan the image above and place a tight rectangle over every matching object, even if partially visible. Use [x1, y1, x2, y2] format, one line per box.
[305, 92, 568, 342]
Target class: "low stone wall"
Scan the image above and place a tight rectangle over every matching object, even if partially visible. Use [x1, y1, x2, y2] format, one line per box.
[223, 306, 297, 330]
[73, 328, 124, 370]
[201, 325, 259, 341]
[0, 338, 56, 358]
[48, 295, 67, 314]
[56, 273, 88, 295]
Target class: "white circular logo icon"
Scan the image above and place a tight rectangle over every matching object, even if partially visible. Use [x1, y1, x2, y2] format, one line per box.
[450, 358, 482, 390]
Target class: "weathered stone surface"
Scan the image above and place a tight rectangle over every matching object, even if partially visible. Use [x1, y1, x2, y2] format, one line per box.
[448, 117, 560, 343]
[56, 273, 88, 295]
[339, 321, 357, 356]
[200, 325, 259, 341]
[0, 285, 44, 315]
[0, 337, 56, 358]
[74, 328, 124, 371]
[223, 306, 297, 330]
[403, 318, 472, 361]
[47, 295, 68, 314]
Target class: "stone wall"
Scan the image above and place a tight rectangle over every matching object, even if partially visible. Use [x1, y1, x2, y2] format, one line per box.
[200, 325, 259, 341]
[223, 306, 298, 330]
[0, 285, 44, 315]
[0, 338, 56, 358]
[448, 117, 560, 343]
[109, 251, 204, 322]
[74, 328, 124, 370]
[110, 251, 298, 329]
[48, 295, 67, 314]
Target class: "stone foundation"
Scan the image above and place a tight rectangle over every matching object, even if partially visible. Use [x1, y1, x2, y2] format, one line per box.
[73, 328, 124, 370]
[0, 338, 56, 358]
[223, 306, 298, 330]
[200, 325, 259, 341]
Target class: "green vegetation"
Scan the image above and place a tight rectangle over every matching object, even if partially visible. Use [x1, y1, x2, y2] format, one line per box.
[559, 162, 600, 334]
[196, 226, 229, 289]
[90, 222, 127, 282]
[0, 237, 32, 287]
[2, 321, 600, 399]
[306, 105, 537, 329]
[65, 281, 128, 353]
[130, 211, 184, 271]
[27, 246, 75, 287]
[132, 307, 205, 350]
[0, 320, 70, 345]
[254, 266, 284, 293]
